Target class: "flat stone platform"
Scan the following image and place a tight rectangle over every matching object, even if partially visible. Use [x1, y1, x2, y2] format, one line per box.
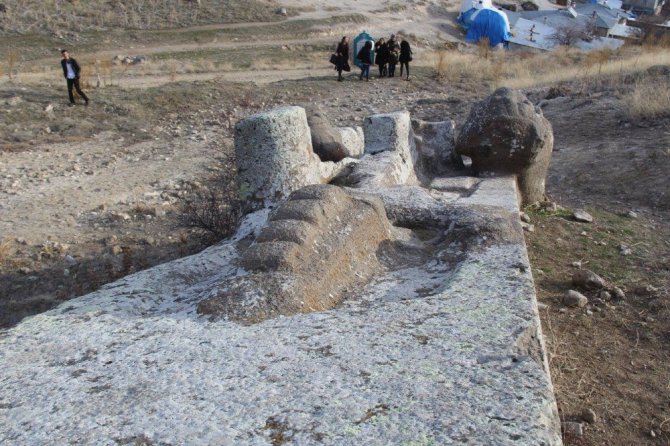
[0, 177, 561, 445]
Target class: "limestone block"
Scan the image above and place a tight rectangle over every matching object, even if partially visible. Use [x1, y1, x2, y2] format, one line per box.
[455, 88, 554, 205]
[363, 111, 413, 157]
[235, 106, 322, 205]
[337, 126, 365, 158]
[333, 112, 418, 188]
[412, 119, 464, 175]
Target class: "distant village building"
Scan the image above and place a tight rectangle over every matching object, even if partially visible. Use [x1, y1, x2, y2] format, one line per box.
[621, 0, 665, 15]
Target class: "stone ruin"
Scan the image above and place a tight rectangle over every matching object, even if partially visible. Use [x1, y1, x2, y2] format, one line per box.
[0, 89, 562, 445]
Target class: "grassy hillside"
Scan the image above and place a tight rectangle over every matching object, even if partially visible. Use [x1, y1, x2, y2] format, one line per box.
[0, 0, 288, 33]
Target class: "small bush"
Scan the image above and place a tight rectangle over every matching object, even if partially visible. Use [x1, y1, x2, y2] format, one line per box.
[178, 152, 246, 242]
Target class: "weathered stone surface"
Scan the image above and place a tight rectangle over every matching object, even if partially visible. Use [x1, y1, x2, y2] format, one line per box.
[197, 185, 392, 323]
[572, 269, 606, 290]
[306, 105, 347, 162]
[332, 112, 420, 188]
[338, 126, 365, 158]
[235, 106, 322, 205]
[563, 290, 588, 307]
[412, 118, 464, 174]
[455, 87, 554, 205]
[364, 111, 414, 158]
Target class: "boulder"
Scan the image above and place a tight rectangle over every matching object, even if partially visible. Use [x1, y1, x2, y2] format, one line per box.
[572, 269, 606, 290]
[563, 290, 588, 308]
[412, 119, 464, 175]
[456, 87, 554, 205]
[305, 106, 347, 162]
[235, 106, 322, 206]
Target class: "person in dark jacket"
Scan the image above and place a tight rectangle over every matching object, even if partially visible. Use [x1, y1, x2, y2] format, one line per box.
[357, 40, 373, 81]
[60, 50, 89, 106]
[375, 38, 389, 77]
[387, 35, 400, 77]
[399, 39, 413, 80]
[335, 36, 350, 81]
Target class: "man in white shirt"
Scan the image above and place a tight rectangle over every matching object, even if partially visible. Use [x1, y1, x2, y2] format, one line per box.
[60, 49, 90, 106]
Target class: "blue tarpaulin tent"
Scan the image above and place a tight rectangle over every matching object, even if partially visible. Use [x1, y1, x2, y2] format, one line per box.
[465, 8, 511, 47]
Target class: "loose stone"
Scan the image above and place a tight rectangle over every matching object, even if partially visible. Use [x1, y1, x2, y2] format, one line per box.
[573, 210, 593, 223]
[563, 290, 588, 308]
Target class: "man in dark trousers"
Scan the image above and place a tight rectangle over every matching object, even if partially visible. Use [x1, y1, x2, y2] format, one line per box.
[60, 49, 89, 106]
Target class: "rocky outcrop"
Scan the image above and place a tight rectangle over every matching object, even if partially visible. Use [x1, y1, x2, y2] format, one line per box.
[197, 185, 392, 323]
[455, 87, 554, 205]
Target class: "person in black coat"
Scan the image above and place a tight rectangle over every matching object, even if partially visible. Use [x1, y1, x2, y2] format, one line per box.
[60, 49, 89, 106]
[375, 38, 389, 77]
[357, 40, 373, 81]
[335, 36, 350, 81]
[399, 39, 413, 80]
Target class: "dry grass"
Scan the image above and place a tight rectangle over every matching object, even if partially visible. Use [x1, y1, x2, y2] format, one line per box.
[624, 77, 670, 120]
[0, 239, 11, 266]
[0, 0, 286, 33]
[428, 46, 670, 90]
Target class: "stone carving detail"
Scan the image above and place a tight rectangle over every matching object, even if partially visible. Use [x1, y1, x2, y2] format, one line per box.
[197, 185, 392, 323]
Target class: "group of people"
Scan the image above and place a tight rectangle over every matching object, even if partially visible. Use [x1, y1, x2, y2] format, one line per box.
[334, 34, 413, 82]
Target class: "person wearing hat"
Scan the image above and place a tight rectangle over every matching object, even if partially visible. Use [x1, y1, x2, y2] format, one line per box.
[387, 34, 400, 78]
[60, 49, 90, 106]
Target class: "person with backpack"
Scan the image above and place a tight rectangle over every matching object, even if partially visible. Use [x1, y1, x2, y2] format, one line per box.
[357, 40, 373, 81]
[387, 34, 400, 78]
[399, 39, 413, 81]
[375, 38, 389, 77]
[334, 36, 350, 82]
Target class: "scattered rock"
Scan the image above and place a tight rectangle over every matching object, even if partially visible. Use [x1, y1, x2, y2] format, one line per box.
[44, 104, 54, 113]
[111, 245, 123, 255]
[455, 87, 554, 205]
[570, 261, 582, 268]
[520, 212, 531, 223]
[573, 210, 593, 223]
[572, 269, 606, 290]
[598, 290, 611, 300]
[581, 409, 597, 424]
[521, 222, 535, 232]
[626, 210, 638, 219]
[537, 302, 548, 311]
[611, 287, 626, 299]
[277, 7, 288, 15]
[619, 243, 632, 256]
[563, 290, 588, 308]
[18, 267, 31, 275]
[562, 421, 583, 437]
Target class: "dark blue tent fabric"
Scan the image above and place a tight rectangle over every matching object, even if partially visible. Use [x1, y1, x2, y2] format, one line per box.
[457, 8, 478, 30]
[465, 9, 510, 47]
